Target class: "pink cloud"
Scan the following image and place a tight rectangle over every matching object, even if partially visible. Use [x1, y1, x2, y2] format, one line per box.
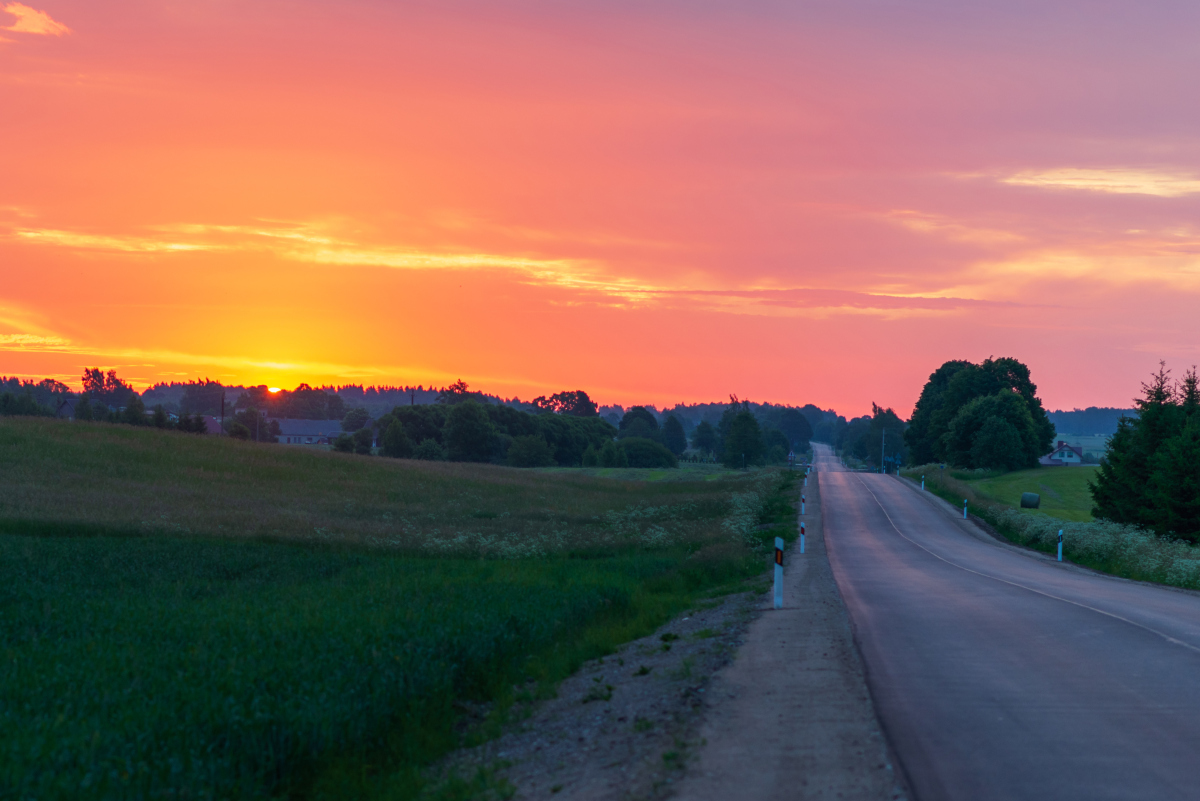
[3, 3, 69, 35]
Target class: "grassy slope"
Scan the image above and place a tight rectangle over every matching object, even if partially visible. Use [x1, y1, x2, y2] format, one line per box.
[962, 466, 1098, 522]
[0, 418, 794, 800]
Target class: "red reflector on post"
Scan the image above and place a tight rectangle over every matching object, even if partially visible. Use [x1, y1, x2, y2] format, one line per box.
[775, 548, 783, 565]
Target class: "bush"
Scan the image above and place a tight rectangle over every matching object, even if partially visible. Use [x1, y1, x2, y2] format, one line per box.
[507, 435, 556, 467]
[414, 438, 446, 461]
[582, 444, 599, 466]
[333, 433, 355, 452]
[353, 427, 373, 455]
[599, 440, 628, 468]
[620, 438, 678, 468]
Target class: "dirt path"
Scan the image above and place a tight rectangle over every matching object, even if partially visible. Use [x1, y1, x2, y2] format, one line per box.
[672, 469, 906, 801]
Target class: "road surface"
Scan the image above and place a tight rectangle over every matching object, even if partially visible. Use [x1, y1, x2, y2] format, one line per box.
[814, 443, 1200, 801]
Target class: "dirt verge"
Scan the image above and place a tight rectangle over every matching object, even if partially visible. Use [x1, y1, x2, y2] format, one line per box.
[432, 471, 905, 800]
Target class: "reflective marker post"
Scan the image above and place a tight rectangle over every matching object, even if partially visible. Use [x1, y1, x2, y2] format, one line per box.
[1058, 529, 1063, 562]
[800, 521, 806, 554]
[963, 499, 968, 519]
[921, 474, 925, 491]
[774, 537, 784, 610]
[801, 494, 806, 516]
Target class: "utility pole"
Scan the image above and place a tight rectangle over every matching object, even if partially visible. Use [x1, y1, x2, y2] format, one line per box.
[881, 429, 886, 474]
[221, 390, 226, 434]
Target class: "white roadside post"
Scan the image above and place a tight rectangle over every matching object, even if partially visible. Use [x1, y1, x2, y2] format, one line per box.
[801, 494, 806, 515]
[774, 537, 784, 609]
[921, 474, 925, 491]
[800, 521, 806, 554]
[1058, 529, 1063, 562]
[963, 499, 968, 519]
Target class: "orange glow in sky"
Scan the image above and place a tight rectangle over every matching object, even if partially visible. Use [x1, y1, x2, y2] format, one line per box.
[4, 2, 1200, 416]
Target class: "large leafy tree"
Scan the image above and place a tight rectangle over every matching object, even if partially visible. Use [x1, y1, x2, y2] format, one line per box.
[905, 357, 1053, 468]
[81, 368, 135, 409]
[533, 390, 598, 417]
[618, 407, 659, 440]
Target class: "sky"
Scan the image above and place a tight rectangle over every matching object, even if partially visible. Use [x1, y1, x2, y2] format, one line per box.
[3, 0, 1200, 417]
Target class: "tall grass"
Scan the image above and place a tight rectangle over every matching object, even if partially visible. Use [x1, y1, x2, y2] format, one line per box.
[0, 418, 774, 557]
[0, 419, 797, 799]
[905, 465, 1200, 590]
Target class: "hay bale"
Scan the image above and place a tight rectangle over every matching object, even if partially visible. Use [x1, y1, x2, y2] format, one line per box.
[1020, 492, 1040, 509]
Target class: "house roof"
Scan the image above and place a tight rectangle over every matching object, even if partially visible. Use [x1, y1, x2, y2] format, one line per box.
[270, 418, 343, 437]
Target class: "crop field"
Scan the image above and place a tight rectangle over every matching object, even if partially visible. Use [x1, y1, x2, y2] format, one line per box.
[0, 418, 795, 799]
[959, 466, 1099, 522]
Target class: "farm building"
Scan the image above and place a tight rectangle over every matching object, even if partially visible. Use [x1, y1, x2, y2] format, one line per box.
[272, 418, 343, 445]
[1039, 441, 1085, 466]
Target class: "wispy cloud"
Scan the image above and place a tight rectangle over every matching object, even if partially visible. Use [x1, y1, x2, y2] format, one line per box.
[14, 229, 207, 252]
[885, 210, 1025, 245]
[2, 3, 70, 36]
[0, 333, 70, 348]
[1001, 168, 1200, 198]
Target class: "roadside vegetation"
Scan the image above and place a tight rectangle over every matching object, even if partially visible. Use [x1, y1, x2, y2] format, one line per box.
[906, 465, 1200, 591]
[899, 359, 1200, 592]
[947, 465, 1098, 522]
[0, 417, 798, 800]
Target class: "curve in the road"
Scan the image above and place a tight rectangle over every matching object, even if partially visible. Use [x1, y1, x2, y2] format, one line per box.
[815, 443, 1200, 801]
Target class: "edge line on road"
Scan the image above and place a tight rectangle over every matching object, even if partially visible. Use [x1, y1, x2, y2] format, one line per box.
[855, 476, 1200, 658]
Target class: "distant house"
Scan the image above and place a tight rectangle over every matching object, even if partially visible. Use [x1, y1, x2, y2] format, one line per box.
[272, 418, 343, 445]
[56, 399, 75, 419]
[202, 415, 224, 435]
[1039, 441, 1084, 466]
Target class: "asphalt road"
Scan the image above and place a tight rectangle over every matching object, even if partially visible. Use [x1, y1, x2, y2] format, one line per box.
[814, 444, 1200, 801]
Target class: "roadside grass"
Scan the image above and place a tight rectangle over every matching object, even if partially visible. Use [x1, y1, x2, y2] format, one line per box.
[932, 465, 1100, 522]
[904, 465, 1200, 591]
[0, 418, 797, 799]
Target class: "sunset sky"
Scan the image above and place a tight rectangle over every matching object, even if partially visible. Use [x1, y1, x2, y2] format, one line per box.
[4, 1, 1200, 416]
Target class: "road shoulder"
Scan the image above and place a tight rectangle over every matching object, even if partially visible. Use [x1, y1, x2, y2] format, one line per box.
[671, 471, 906, 801]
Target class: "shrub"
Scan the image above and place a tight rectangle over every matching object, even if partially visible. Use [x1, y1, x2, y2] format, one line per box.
[353, 427, 374, 455]
[414, 438, 446, 461]
[507, 435, 556, 467]
[333, 433, 355, 452]
[620, 437, 678, 468]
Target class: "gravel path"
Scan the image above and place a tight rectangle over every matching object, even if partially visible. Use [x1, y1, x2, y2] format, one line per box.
[672, 468, 905, 801]
[434, 585, 765, 799]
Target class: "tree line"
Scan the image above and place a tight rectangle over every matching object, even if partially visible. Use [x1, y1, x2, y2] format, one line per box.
[2, 370, 823, 470]
[1091, 364, 1200, 541]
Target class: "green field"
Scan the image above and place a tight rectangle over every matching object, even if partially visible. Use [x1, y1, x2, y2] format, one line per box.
[1051, 433, 1110, 459]
[945, 466, 1098, 522]
[0, 418, 794, 799]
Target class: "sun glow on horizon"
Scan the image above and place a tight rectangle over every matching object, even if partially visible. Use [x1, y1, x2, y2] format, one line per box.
[3, 1, 1200, 415]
